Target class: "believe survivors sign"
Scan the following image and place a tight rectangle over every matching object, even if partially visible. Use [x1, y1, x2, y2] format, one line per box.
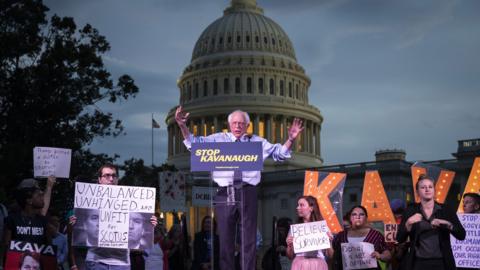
[73, 182, 156, 249]
[290, 220, 331, 253]
[451, 213, 480, 269]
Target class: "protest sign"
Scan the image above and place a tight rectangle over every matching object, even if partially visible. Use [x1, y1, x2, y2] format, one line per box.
[451, 213, 480, 269]
[304, 171, 346, 233]
[192, 186, 215, 207]
[190, 142, 263, 171]
[290, 220, 331, 253]
[4, 240, 57, 270]
[384, 223, 398, 243]
[341, 242, 377, 270]
[159, 171, 186, 212]
[73, 182, 156, 249]
[33, 146, 71, 178]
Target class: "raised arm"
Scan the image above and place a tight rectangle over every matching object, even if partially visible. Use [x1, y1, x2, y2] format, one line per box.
[41, 176, 56, 216]
[175, 106, 191, 140]
[282, 118, 304, 150]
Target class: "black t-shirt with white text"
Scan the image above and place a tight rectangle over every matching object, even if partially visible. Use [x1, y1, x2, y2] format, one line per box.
[6, 212, 48, 244]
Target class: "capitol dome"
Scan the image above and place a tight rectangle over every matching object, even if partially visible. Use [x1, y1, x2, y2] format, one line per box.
[191, 0, 296, 62]
[166, 0, 323, 171]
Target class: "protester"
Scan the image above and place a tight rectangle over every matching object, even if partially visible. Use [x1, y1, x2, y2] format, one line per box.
[144, 221, 169, 270]
[17, 176, 56, 216]
[191, 216, 219, 270]
[4, 186, 51, 246]
[175, 106, 303, 270]
[286, 196, 331, 270]
[48, 215, 68, 269]
[261, 217, 292, 270]
[332, 205, 391, 270]
[167, 223, 185, 270]
[396, 174, 465, 270]
[19, 251, 42, 270]
[68, 163, 157, 270]
[462, 192, 480, 213]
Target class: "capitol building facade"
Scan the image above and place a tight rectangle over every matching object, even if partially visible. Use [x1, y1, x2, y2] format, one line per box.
[165, 0, 323, 170]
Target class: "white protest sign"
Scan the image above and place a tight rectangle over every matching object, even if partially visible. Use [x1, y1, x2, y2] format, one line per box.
[384, 223, 398, 243]
[192, 186, 215, 207]
[159, 171, 186, 212]
[341, 242, 377, 270]
[290, 220, 331, 253]
[33, 147, 71, 178]
[451, 213, 480, 269]
[73, 182, 156, 249]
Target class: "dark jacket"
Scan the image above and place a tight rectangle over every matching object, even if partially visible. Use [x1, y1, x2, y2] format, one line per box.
[191, 231, 220, 270]
[396, 203, 466, 270]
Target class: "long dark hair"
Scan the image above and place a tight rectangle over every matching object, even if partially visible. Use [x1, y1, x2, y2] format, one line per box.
[297, 195, 323, 223]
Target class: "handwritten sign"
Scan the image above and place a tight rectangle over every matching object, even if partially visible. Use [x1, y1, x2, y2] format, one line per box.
[33, 147, 71, 178]
[192, 186, 215, 207]
[341, 242, 377, 270]
[190, 142, 263, 171]
[451, 213, 480, 269]
[290, 220, 331, 253]
[159, 171, 186, 212]
[384, 223, 398, 243]
[73, 182, 156, 249]
[4, 240, 57, 270]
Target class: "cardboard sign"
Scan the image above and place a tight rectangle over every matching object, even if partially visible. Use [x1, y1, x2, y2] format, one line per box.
[4, 240, 57, 270]
[191, 186, 215, 207]
[451, 213, 480, 269]
[190, 142, 263, 171]
[33, 146, 71, 178]
[384, 223, 398, 243]
[73, 182, 156, 249]
[290, 220, 331, 253]
[341, 242, 377, 270]
[159, 171, 186, 212]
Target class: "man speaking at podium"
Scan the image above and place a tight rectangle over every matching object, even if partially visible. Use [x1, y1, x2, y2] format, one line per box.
[175, 106, 303, 270]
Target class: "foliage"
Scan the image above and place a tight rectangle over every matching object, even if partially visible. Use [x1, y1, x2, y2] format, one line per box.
[0, 0, 139, 202]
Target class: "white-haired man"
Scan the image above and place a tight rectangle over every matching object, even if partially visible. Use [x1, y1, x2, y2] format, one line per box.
[175, 106, 303, 270]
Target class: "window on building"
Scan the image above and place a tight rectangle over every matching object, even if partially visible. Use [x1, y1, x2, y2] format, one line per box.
[194, 82, 199, 98]
[247, 77, 252, 93]
[203, 80, 208, 96]
[219, 37, 223, 44]
[280, 198, 288, 210]
[258, 78, 264, 94]
[235, 77, 240, 93]
[255, 36, 259, 43]
[213, 79, 218, 95]
[269, 79, 274, 94]
[289, 82, 293, 97]
[280, 80, 284, 96]
[295, 84, 299, 99]
[224, 78, 230, 93]
[246, 35, 250, 43]
[237, 35, 241, 43]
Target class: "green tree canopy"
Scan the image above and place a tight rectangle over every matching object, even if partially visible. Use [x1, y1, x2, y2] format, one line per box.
[0, 0, 139, 193]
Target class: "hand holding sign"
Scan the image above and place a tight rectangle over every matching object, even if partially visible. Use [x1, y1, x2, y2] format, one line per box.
[290, 221, 331, 253]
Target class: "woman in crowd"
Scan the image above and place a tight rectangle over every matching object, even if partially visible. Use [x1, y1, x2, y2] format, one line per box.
[286, 195, 330, 270]
[396, 174, 465, 270]
[191, 215, 219, 270]
[332, 205, 391, 270]
[462, 192, 480, 214]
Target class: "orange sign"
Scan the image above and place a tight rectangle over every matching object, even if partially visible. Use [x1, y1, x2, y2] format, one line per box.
[361, 171, 395, 224]
[304, 171, 346, 233]
[458, 157, 480, 212]
[411, 165, 455, 203]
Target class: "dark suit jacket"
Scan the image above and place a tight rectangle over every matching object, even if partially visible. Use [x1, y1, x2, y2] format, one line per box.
[191, 231, 220, 270]
[396, 203, 466, 270]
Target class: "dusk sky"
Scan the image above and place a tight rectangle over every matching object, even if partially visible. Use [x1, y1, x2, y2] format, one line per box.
[44, 0, 480, 166]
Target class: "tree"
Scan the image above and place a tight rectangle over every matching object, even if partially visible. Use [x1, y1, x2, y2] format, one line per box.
[0, 0, 139, 194]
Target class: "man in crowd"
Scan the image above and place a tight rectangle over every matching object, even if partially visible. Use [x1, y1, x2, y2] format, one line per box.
[462, 192, 480, 214]
[68, 164, 157, 270]
[175, 106, 303, 270]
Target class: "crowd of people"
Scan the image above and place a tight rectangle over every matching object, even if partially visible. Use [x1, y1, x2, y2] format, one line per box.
[1, 107, 479, 270]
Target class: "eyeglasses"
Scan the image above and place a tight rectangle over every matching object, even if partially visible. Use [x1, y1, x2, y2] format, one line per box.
[101, 173, 117, 179]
